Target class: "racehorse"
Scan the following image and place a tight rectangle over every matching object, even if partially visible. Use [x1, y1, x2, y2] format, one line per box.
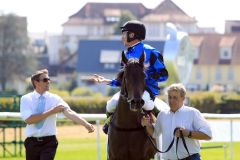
[108, 52, 156, 160]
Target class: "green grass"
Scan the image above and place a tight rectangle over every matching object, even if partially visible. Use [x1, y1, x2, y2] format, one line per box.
[0, 136, 107, 160]
[201, 142, 240, 160]
[0, 139, 239, 160]
[55, 137, 107, 160]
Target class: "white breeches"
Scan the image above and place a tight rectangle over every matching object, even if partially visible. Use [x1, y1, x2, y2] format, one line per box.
[106, 91, 155, 113]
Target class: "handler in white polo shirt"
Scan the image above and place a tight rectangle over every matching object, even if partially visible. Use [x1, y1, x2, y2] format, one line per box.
[141, 83, 212, 160]
[20, 69, 95, 160]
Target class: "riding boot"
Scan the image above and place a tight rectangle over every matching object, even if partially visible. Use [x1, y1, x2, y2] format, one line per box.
[102, 123, 109, 134]
[102, 112, 113, 134]
[152, 106, 160, 116]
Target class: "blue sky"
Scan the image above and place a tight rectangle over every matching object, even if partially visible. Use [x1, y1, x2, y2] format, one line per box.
[0, 0, 239, 34]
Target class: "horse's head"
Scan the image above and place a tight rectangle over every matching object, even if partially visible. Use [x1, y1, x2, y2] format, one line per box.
[120, 51, 146, 112]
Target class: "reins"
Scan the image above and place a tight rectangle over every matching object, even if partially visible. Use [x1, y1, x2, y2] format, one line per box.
[144, 127, 178, 153]
[144, 127, 190, 159]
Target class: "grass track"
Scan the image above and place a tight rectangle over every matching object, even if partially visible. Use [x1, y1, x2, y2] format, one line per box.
[0, 125, 239, 160]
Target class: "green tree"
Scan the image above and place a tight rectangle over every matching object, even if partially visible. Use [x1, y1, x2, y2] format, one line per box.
[113, 11, 136, 35]
[0, 14, 36, 92]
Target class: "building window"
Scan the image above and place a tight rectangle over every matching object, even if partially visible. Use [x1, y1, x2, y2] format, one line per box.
[227, 66, 234, 81]
[104, 63, 115, 69]
[106, 16, 119, 22]
[231, 26, 240, 32]
[193, 47, 200, 60]
[215, 67, 222, 81]
[100, 50, 121, 70]
[220, 47, 232, 60]
[100, 50, 121, 63]
[195, 66, 201, 80]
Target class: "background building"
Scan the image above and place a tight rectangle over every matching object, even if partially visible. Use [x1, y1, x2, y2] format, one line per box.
[30, 0, 240, 92]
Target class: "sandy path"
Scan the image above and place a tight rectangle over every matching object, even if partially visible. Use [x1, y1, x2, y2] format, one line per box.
[57, 124, 106, 139]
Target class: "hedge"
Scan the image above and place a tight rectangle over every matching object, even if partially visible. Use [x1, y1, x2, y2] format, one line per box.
[188, 92, 240, 113]
[1, 92, 240, 113]
[64, 97, 108, 113]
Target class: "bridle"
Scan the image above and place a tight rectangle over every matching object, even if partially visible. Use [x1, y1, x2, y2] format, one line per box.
[119, 67, 145, 112]
[111, 77, 145, 132]
[110, 52, 145, 131]
[120, 77, 133, 105]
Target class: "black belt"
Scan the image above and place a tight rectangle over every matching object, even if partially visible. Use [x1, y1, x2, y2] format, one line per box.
[27, 135, 56, 142]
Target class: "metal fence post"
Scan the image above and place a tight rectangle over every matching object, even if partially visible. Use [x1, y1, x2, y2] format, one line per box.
[223, 144, 227, 160]
[96, 120, 101, 160]
[230, 119, 233, 160]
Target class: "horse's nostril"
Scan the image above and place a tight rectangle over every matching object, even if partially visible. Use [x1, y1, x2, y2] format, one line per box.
[132, 99, 144, 106]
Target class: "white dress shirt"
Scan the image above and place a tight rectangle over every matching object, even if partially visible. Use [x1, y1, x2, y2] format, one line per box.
[20, 91, 69, 137]
[153, 105, 212, 160]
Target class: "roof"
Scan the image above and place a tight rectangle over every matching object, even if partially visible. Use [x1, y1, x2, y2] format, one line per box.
[142, 14, 196, 23]
[63, 18, 103, 26]
[189, 36, 204, 47]
[152, 0, 187, 15]
[189, 33, 240, 65]
[143, 0, 196, 23]
[77, 40, 123, 73]
[69, 2, 150, 19]
[219, 36, 236, 47]
[64, 1, 196, 26]
[231, 35, 240, 64]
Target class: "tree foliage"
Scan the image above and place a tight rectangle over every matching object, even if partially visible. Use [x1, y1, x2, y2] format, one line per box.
[0, 14, 36, 92]
[113, 11, 137, 35]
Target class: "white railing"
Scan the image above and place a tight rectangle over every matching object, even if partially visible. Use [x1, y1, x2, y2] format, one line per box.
[0, 112, 240, 160]
[203, 113, 240, 160]
[0, 112, 107, 121]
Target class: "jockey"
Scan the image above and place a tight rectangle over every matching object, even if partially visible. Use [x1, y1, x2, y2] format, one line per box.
[92, 20, 168, 133]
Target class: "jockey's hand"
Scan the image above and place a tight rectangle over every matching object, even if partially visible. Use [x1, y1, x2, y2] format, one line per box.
[141, 115, 152, 127]
[90, 74, 109, 84]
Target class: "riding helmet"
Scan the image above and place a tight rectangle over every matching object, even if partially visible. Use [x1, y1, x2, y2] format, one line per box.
[120, 20, 146, 40]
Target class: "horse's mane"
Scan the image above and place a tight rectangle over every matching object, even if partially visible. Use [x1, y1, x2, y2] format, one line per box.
[116, 69, 124, 83]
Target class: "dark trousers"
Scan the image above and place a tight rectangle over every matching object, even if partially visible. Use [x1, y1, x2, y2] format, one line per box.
[24, 135, 58, 160]
[180, 153, 201, 160]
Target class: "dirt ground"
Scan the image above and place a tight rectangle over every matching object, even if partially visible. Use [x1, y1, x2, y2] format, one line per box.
[57, 124, 106, 139]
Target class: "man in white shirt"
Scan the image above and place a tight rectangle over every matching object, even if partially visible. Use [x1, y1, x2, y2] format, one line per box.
[20, 69, 95, 160]
[141, 83, 212, 160]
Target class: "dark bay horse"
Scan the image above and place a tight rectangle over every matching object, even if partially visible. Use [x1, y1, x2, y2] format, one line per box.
[108, 52, 156, 160]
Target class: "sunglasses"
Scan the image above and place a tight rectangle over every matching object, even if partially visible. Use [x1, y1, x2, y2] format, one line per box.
[37, 78, 50, 83]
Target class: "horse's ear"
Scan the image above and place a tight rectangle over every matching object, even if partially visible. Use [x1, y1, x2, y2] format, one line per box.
[139, 51, 145, 65]
[121, 51, 128, 65]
